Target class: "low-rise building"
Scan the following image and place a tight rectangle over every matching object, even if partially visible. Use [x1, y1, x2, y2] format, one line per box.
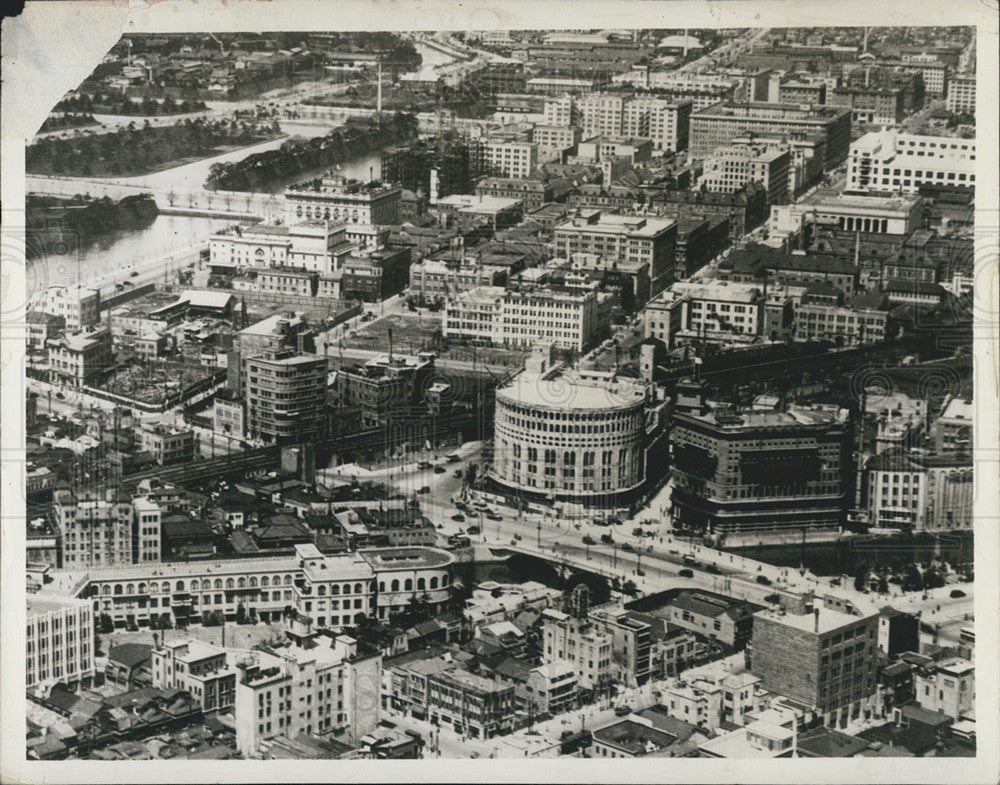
[525, 661, 578, 716]
[792, 289, 889, 347]
[139, 425, 196, 466]
[914, 658, 974, 720]
[47, 327, 112, 387]
[152, 639, 237, 712]
[662, 591, 757, 648]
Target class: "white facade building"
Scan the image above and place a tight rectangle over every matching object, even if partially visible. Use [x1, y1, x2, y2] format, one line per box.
[846, 130, 976, 195]
[26, 594, 95, 690]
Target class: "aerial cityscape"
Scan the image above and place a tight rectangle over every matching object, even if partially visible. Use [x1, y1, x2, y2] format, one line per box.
[22, 25, 980, 762]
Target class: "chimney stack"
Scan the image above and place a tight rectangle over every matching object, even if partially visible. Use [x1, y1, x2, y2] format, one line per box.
[814, 606, 821, 632]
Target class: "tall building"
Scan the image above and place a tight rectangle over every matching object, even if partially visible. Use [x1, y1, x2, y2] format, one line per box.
[540, 608, 614, 692]
[644, 280, 767, 349]
[689, 102, 852, 168]
[55, 489, 135, 568]
[228, 312, 315, 396]
[946, 74, 976, 114]
[292, 544, 377, 629]
[866, 449, 973, 531]
[25, 593, 95, 690]
[751, 600, 880, 728]
[670, 401, 853, 535]
[492, 350, 666, 504]
[845, 130, 976, 195]
[483, 133, 538, 179]
[246, 350, 327, 444]
[234, 623, 381, 755]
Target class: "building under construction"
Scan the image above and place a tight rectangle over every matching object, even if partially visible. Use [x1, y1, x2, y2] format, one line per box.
[381, 133, 485, 202]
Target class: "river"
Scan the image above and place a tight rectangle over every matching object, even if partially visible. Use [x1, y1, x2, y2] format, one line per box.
[29, 143, 383, 290]
[29, 41, 460, 290]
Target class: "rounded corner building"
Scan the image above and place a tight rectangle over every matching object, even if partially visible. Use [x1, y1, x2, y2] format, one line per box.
[491, 350, 663, 507]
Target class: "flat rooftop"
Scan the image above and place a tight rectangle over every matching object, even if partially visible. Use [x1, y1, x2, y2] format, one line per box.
[497, 366, 647, 411]
[358, 547, 455, 571]
[755, 603, 875, 635]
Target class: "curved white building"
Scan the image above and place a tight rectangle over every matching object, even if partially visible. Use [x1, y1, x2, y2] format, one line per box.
[492, 352, 659, 505]
[361, 547, 455, 620]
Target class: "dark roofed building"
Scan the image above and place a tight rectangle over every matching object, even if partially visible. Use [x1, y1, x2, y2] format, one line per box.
[662, 591, 757, 648]
[591, 718, 680, 758]
[106, 644, 154, 689]
[796, 726, 870, 757]
[718, 243, 859, 296]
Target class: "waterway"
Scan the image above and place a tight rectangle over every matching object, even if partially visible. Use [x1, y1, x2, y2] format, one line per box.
[29, 145, 383, 289]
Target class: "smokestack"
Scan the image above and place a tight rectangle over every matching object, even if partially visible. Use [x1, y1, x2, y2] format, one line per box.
[377, 58, 383, 120]
[814, 606, 821, 632]
[388, 327, 394, 363]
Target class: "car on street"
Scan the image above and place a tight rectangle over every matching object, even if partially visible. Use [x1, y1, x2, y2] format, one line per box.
[600, 533, 614, 544]
[417, 486, 430, 494]
[950, 589, 966, 598]
[622, 543, 635, 553]
[582, 535, 596, 545]
[453, 470, 463, 478]
[434, 466, 446, 474]
[756, 575, 772, 586]
[486, 512, 502, 521]
[417, 461, 432, 470]
[679, 568, 694, 578]
[451, 514, 465, 522]
[467, 526, 480, 535]
[614, 705, 632, 717]
[446, 454, 461, 463]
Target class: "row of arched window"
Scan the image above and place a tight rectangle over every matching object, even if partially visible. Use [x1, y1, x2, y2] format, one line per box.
[378, 575, 448, 593]
[101, 574, 296, 595]
[99, 573, 451, 596]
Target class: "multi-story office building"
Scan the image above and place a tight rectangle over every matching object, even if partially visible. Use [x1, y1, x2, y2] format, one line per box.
[553, 210, 677, 295]
[331, 352, 435, 428]
[152, 639, 237, 713]
[670, 400, 853, 535]
[285, 177, 402, 226]
[25, 593, 95, 690]
[698, 143, 791, 206]
[493, 351, 663, 504]
[845, 130, 976, 195]
[828, 87, 905, 126]
[588, 607, 653, 686]
[751, 600, 880, 728]
[246, 351, 327, 444]
[777, 75, 828, 105]
[792, 289, 889, 347]
[33, 285, 101, 331]
[946, 74, 976, 114]
[138, 424, 196, 466]
[55, 489, 135, 568]
[689, 102, 852, 169]
[913, 658, 975, 720]
[47, 327, 112, 387]
[662, 592, 757, 649]
[234, 624, 381, 755]
[442, 286, 611, 354]
[387, 655, 516, 739]
[228, 312, 315, 396]
[540, 608, 614, 692]
[292, 544, 377, 629]
[931, 395, 973, 454]
[483, 135, 538, 179]
[645, 280, 766, 348]
[531, 125, 582, 162]
[866, 449, 973, 531]
[132, 497, 162, 563]
[70, 544, 453, 630]
[871, 59, 947, 99]
[408, 257, 505, 305]
[624, 97, 694, 152]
